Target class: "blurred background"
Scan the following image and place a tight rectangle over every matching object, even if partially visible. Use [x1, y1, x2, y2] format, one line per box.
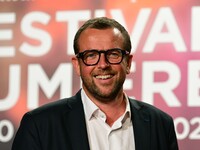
[0, 0, 200, 149]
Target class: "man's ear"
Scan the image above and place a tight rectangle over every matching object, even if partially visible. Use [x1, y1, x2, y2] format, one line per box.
[72, 56, 81, 76]
[126, 54, 133, 74]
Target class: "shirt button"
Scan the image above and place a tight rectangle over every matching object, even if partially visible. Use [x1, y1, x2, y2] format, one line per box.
[101, 115, 105, 118]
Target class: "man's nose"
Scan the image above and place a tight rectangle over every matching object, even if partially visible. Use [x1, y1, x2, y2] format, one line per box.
[97, 53, 110, 68]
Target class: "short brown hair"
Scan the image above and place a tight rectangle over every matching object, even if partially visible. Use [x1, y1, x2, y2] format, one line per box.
[73, 17, 132, 54]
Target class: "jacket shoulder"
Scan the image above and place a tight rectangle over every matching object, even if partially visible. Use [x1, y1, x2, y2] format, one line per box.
[26, 90, 82, 119]
[129, 98, 173, 121]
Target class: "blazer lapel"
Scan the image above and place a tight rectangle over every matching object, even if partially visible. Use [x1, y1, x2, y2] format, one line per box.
[64, 91, 90, 150]
[129, 99, 151, 150]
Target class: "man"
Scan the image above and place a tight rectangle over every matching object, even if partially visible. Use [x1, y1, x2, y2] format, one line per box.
[12, 17, 179, 150]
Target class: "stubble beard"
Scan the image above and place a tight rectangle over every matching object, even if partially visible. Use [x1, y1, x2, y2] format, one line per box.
[82, 77, 125, 103]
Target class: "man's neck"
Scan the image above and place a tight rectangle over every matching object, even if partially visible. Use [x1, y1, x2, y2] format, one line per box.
[92, 93, 126, 126]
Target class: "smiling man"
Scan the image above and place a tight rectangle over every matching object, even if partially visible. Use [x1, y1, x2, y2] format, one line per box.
[12, 17, 179, 150]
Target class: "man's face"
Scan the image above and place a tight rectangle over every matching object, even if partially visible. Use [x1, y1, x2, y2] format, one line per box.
[72, 28, 132, 103]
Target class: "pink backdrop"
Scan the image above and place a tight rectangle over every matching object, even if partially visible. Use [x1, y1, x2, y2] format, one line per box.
[0, 0, 200, 149]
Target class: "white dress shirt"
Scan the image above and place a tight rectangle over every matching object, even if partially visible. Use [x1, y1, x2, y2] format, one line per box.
[81, 89, 135, 150]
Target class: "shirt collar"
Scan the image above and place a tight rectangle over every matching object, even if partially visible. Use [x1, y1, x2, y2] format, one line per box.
[81, 89, 99, 121]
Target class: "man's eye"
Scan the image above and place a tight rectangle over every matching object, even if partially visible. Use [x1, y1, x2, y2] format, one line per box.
[108, 52, 120, 58]
[85, 52, 98, 59]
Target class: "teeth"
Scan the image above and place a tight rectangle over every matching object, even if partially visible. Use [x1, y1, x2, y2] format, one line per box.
[95, 75, 113, 79]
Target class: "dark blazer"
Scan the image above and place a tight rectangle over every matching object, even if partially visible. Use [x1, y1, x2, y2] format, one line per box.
[12, 90, 178, 150]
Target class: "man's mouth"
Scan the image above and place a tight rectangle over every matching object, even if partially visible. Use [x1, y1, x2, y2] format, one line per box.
[95, 75, 113, 80]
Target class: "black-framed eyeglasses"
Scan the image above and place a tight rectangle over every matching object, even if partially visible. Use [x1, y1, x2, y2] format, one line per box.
[76, 48, 130, 66]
